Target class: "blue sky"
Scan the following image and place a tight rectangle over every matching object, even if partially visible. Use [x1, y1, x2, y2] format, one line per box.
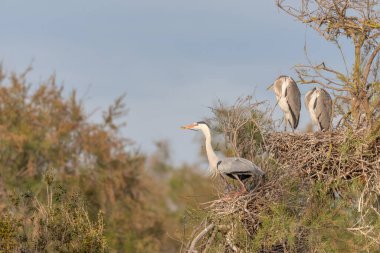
[0, 1, 350, 166]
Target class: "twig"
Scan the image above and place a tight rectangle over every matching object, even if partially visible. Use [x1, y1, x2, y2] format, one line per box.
[188, 223, 215, 253]
[202, 226, 217, 253]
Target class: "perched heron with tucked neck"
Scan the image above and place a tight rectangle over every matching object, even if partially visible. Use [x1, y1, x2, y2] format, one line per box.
[268, 76, 301, 131]
[181, 121, 265, 192]
[305, 87, 332, 131]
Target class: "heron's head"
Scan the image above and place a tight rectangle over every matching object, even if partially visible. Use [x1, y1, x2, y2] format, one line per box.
[181, 121, 210, 131]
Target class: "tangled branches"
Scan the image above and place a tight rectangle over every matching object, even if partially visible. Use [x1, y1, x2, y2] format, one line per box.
[185, 129, 380, 252]
[210, 96, 273, 161]
[265, 129, 380, 181]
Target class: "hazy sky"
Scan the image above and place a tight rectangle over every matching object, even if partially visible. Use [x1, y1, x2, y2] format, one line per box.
[0, 1, 350, 166]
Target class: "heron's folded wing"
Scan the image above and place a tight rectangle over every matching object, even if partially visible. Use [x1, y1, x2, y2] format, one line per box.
[304, 89, 315, 110]
[217, 157, 264, 176]
[285, 82, 301, 128]
[316, 90, 333, 130]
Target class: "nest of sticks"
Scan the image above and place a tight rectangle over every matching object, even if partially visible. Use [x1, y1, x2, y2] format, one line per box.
[186, 129, 380, 253]
[265, 129, 380, 181]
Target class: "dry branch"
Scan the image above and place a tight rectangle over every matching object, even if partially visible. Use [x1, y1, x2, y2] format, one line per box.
[188, 223, 215, 253]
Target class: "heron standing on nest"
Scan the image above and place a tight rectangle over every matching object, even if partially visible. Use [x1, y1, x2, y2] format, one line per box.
[268, 76, 301, 131]
[305, 87, 332, 131]
[181, 121, 265, 193]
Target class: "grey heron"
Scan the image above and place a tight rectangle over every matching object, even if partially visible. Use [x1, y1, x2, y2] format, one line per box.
[268, 76, 301, 131]
[305, 87, 332, 131]
[181, 121, 265, 192]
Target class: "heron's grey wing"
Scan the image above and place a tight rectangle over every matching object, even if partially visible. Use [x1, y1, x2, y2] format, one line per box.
[315, 89, 333, 130]
[217, 157, 264, 176]
[285, 80, 301, 128]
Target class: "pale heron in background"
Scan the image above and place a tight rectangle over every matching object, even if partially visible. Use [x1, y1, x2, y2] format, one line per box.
[305, 87, 332, 131]
[181, 121, 265, 193]
[268, 76, 301, 131]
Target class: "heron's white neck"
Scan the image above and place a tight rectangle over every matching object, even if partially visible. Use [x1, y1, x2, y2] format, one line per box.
[200, 127, 219, 170]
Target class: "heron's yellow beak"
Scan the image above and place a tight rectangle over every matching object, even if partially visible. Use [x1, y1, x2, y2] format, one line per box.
[267, 83, 274, 90]
[181, 123, 196, 130]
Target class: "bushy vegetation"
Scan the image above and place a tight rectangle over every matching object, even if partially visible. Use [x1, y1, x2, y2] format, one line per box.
[1, 172, 107, 253]
[0, 67, 214, 252]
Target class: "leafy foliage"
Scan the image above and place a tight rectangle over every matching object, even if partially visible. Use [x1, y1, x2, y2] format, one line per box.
[0, 67, 214, 252]
[1, 175, 107, 253]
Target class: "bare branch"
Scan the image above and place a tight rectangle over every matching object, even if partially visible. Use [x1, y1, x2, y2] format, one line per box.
[363, 43, 380, 86]
[188, 223, 215, 253]
[279, 0, 380, 125]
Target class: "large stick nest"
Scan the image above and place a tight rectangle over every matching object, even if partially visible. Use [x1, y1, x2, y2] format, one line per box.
[265, 129, 380, 180]
[188, 129, 380, 252]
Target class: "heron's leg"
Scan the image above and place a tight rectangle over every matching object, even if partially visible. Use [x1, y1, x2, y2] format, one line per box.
[284, 115, 287, 132]
[279, 114, 285, 130]
[232, 174, 247, 193]
[220, 174, 233, 192]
